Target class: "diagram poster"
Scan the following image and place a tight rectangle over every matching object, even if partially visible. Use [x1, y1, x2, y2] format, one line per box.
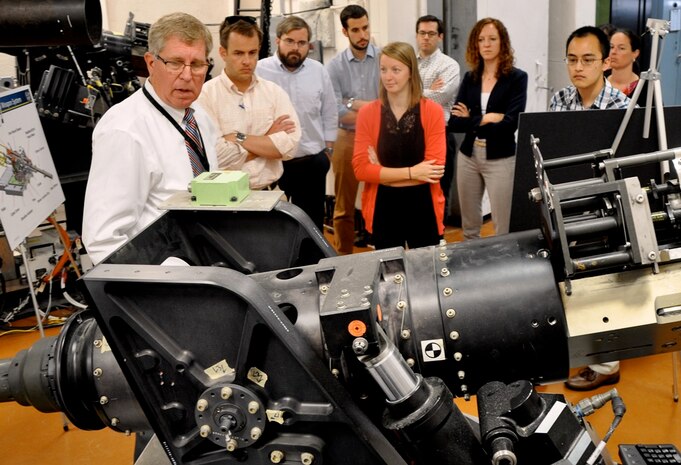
[0, 86, 65, 251]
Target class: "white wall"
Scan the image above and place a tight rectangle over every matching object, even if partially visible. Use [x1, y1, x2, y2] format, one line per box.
[548, 0, 597, 105]
[0, 54, 15, 85]
[477, 0, 550, 113]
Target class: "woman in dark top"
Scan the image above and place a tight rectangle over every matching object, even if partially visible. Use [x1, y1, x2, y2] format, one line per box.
[353, 42, 446, 250]
[607, 28, 641, 98]
[448, 17, 527, 240]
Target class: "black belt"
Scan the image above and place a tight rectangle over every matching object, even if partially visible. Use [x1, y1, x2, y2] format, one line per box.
[284, 149, 326, 164]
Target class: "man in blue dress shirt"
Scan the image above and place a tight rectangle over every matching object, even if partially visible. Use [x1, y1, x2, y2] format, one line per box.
[258, 16, 338, 230]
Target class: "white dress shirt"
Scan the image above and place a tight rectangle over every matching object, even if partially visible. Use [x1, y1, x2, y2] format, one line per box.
[82, 80, 219, 264]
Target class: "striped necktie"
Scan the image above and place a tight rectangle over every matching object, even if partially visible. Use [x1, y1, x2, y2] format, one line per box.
[182, 107, 206, 176]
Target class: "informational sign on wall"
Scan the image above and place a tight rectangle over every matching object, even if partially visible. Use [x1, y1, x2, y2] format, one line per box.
[0, 85, 64, 251]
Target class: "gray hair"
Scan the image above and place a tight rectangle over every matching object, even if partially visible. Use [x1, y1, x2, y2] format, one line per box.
[147, 12, 213, 57]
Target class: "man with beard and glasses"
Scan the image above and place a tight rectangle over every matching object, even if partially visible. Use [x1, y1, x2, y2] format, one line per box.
[326, 4, 380, 254]
[257, 16, 338, 230]
[198, 16, 301, 190]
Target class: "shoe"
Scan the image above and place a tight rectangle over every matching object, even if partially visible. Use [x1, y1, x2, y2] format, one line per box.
[565, 367, 620, 391]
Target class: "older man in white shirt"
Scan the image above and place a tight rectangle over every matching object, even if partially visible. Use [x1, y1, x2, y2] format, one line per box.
[82, 13, 219, 264]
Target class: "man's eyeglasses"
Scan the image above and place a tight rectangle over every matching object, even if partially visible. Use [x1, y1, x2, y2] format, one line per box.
[563, 56, 604, 67]
[417, 31, 439, 38]
[156, 55, 210, 75]
[224, 15, 257, 26]
[281, 38, 309, 48]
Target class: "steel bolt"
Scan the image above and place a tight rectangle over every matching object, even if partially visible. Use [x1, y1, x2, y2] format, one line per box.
[401, 329, 411, 340]
[226, 438, 238, 452]
[458, 370, 466, 380]
[301, 452, 315, 465]
[248, 401, 259, 414]
[319, 285, 329, 294]
[440, 268, 450, 277]
[443, 287, 453, 297]
[93, 339, 102, 348]
[331, 368, 340, 378]
[221, 387, 233, 400]
[449, 330, 460, 340]
[196, 399, 208, 411]
[270, 450, 285, 463]
[352, 337, 369, 355]
[439, 252, 448, 262]
[250, 427, 262, 441]
[396, 300, 407, 310]
[406, 358, 415, 367]
[635, 193, 645, 203]
[110, 417, 119, 427]
[393, 274, 404, 284]
[648, 251, 657, 261]
[99, 396, 109, 405]
[199, 424, 212, 438]
[93, 368, 103, 377]
[454, 352, 463, 361]
[446, 308, 456, 318]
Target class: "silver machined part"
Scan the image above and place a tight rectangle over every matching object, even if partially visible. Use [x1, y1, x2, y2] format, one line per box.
[362, 340, 419, 403]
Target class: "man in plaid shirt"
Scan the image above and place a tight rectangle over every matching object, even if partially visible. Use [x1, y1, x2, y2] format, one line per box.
[551, 25, 630, 391]
[550, 26, 630, 111]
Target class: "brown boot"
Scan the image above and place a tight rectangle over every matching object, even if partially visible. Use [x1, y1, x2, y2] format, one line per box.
[565, 367, 620, 391]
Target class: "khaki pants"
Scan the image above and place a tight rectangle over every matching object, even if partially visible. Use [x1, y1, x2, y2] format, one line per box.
[456, 144, 516, 240]
[332, 128, 359, 254]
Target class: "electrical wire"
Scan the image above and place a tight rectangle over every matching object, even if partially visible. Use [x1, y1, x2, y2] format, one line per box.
[585, 394, 627, 465]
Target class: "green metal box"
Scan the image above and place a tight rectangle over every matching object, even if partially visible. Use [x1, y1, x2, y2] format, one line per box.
[190, 170, 250, 206]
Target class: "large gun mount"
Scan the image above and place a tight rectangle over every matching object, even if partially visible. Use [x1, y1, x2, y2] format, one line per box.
[1, 145, 681, 464]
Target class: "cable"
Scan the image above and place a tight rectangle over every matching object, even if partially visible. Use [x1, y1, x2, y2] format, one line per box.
[585, 393, 627, 465]
[573, 388, 619, 418]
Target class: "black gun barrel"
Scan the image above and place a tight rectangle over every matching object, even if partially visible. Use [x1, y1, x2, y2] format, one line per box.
[0, 0, 102, 47]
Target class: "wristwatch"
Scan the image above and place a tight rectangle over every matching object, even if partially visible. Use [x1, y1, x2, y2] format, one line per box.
[235, 132, 247, 144]
[324, 147, 334, 156]
[346, 97, 355, 110]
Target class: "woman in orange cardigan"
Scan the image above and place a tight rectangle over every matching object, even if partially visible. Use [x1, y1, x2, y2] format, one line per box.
[353, 42, 446, 250]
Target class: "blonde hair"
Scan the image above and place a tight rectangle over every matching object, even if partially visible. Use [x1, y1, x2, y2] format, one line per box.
[379, 42, 423, 107]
